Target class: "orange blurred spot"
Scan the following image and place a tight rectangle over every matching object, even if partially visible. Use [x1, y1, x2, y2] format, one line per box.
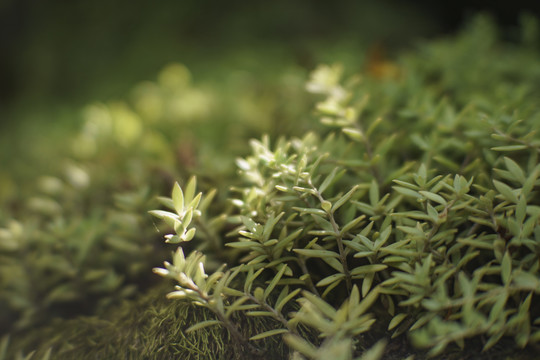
[365, 43, 401, 79]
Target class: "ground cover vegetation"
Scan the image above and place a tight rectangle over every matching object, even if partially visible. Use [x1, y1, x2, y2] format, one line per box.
[1, 15, 540, 360]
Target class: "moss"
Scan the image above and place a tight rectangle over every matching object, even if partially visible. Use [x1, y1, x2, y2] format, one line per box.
[7, 282, 317, 359]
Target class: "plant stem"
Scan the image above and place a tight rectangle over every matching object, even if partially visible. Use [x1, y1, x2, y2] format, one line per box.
[245, 293, 298, 335]
[309, 178, 353, 294]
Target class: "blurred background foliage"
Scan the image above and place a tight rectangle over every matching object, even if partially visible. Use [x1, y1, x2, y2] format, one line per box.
[1, 0, 539, 114]
[1, 0, 539, 194]
[1, 0, 440, 110]
[1, 0, 444, 198]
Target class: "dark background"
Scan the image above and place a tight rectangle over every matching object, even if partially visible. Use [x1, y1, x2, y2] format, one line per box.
[0, 0, 539, 126]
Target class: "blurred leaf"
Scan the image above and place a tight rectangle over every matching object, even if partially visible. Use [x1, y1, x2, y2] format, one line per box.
[493, 180, 518, 203]
[503, 157, 526, 183]
[357, 339, 387, 360]
[501, 251, 512, 285]
[294, 249, 340, 258]
[419, 191, 447, 206]
[284, 334, 318, 359]
[388, 313, 408, 330]
[250, 329, 288, 340]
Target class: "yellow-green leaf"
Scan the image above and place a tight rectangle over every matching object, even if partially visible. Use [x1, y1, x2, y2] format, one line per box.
[332, 185, 359, 213]
[294, 249, 340, 258]
[185, 176, 197, 204]
[388, 313, 408, 330]
[186, 320, 222, 333]
[501, 251, 512, 285]
[172, 182, 184, 214]
[419, 191, 447, 206]
[250, 329, 289, 341]
[493, 180, 518, 203]
[316, 273, 345, 287]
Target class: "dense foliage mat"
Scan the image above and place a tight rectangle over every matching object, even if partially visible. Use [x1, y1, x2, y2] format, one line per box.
[2, 15, 540, 360]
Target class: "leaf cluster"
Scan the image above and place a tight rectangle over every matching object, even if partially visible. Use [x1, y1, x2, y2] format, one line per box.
[152, 16, 540, 359]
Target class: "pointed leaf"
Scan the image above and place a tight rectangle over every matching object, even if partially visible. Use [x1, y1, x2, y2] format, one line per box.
[354, 286, 380, 316]
[362, 272, 374, 297]
[250, 329, 289, 340]
[320, 168, 345, 194]
[172, 182, 184, 214]
[512, 271, 540, 291]
[351, 264, 387, 277]
[185, 176, 197, 204]
[501, 251, 512, 285]
[182, 208, 193, 226]
[358, 339, 387, 360]
[241, 216, 258, 233]
[419, 191, 447, 206]
[516, 195, 527, 225]
[275, 228, 303, 252]
[343, 127, 364, 141]
[493, 180, 518, 203]
[301, 291, 337, 319]
[294, 249, 340, 258]
[491, 145, 527, 152]
[316, 273, 345, 287]
[341, 215, 366, 235]
[332, 185, 359, 213]
[264, 265, 288, 301]
[388, 313, 408, 330]
[504, 157, 525, 183]
[157, 196, 175, 210]
[182, 227, 196, 242]
[40, 348, 52, 360]
[522, 166, 539, 197]
[186, 320, 223, 333]
[393, 186, 421, 199]
[284, 334, 318, 358]
[293, 207, 327, 216]
[188, 192, 202, 211]
[276, 288, 302, 313]
[263, 212, 284, 242]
